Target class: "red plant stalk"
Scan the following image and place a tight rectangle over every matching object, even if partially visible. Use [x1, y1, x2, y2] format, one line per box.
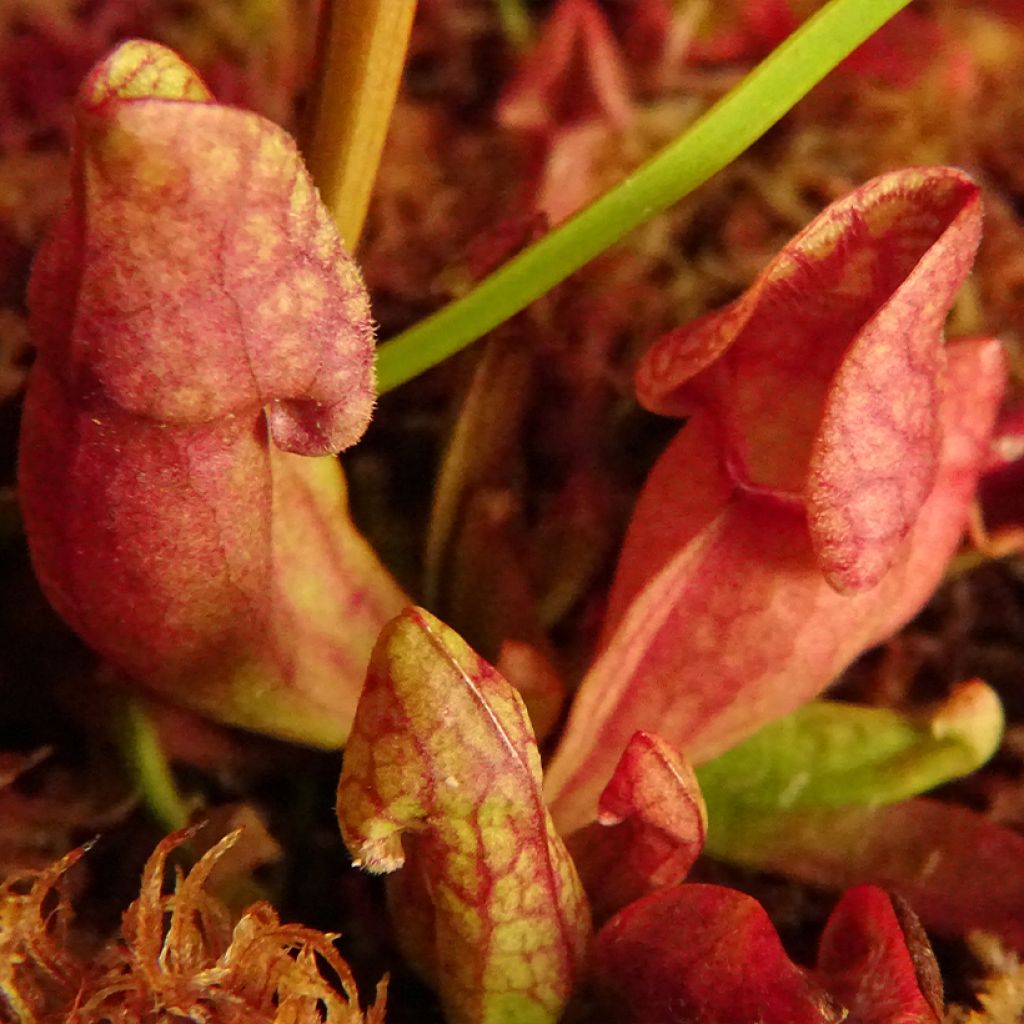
[18, 41, 405, 746]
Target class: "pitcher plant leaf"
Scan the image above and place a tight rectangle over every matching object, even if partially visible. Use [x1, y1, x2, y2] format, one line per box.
[336, 607, 590, 1024]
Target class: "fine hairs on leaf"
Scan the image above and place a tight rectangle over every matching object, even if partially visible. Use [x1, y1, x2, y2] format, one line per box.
[18, 39, 406, 748]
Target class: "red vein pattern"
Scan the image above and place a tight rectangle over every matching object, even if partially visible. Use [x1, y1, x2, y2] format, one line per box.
[545, 170, 1005, 834]
[336, 607, 590, 1024]
[19, 41, 403, 744]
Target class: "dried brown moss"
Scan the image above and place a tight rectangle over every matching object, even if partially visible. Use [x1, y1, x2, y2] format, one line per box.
[0, 828, 385, 1024]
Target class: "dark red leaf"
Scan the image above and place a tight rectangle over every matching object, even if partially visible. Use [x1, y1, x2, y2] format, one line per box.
[817, 885, 943, 1023]
[566, 731, 706, 921]
[589, 884, 842, 1024]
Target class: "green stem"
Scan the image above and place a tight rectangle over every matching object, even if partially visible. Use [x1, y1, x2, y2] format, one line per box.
[116, 697, 191, 831]
[376, 0, 911, 393]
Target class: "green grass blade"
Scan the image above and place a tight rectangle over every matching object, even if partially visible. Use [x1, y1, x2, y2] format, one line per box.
[376, 0, 912, 393]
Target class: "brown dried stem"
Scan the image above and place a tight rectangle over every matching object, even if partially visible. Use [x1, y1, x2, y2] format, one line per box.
[305, 0, 417, 248]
